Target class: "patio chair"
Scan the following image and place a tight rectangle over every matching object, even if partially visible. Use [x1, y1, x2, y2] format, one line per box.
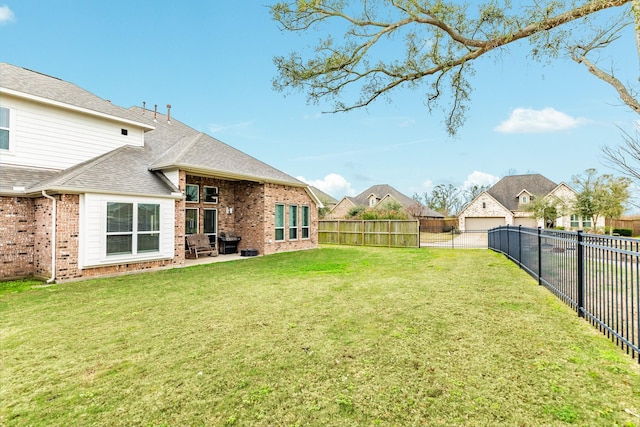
[186, 234, 218, 258]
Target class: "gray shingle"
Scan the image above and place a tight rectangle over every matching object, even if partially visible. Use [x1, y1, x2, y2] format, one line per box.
[0, 63, 150, 127]
[487, 174, 558, 211]
[2, 64, 307, 196]
[349, 184, 443, 218]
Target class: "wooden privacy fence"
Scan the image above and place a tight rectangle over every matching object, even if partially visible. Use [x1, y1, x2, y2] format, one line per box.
[318, 220, 419, 248]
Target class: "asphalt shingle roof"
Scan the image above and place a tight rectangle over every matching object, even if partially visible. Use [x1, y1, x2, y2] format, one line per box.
[0, 63, 150, 127]
[487, 174, 558, 211]
[349, 184, 444, 218]
[1, 64, 305, 196]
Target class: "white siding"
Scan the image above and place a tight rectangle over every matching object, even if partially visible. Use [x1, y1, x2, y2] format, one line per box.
[79, 193, 175, 268]
[0, 94, 146, 170]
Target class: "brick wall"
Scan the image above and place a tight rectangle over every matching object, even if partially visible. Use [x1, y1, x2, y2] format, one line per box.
[263, 183, 318, 255]
[1, 175, 318, 282]
[184, 176, 319, 256]
[233, 181, 266, 254]
[0, 197, 36, 279]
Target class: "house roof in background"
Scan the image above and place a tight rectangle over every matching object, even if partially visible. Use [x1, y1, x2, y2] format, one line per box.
[309, 186, 338, 205]
[348, 184, 444, 218]
[487, 174, 558, 212]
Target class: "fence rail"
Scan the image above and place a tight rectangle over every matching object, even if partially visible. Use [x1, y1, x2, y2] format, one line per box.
[318, 220, 419, 248]
[489, 225, 640, 362]
[420, 227, 488, 249]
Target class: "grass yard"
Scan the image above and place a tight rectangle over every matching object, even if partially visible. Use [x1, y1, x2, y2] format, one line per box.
[1, 246, 640, 426]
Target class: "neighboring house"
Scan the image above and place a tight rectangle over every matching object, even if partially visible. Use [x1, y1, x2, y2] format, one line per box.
[309, 186, 338, 217]
[458, 173, 604, 231]
[328, 184, 443, 219]
[0, 63, 320, 282]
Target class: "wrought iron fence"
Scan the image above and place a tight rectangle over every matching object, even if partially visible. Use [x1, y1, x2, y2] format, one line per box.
[489, 225, 640, 362]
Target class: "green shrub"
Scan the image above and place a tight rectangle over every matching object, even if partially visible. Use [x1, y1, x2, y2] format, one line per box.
[613, 228, 633, 237]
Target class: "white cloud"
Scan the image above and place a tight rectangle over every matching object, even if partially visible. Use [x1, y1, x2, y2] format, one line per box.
[0, 5, 14, 24]
[495, 107, 587, 134]
[208, 121, 253, 134]
[297, 173, 357, 198]
[462, 171, 500, 189]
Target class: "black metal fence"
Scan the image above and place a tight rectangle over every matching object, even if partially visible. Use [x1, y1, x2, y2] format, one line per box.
[489, 225, 640, 362]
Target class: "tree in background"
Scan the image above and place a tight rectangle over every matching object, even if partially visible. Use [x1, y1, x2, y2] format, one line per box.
[270, 0, 638, 136]
[347, 200, 408, 220]
[524, 195, 566, 228]
[572, 168, 631, 233]
[423, 183, 461, 216]
[601, 128, 640, 210]
[462, 184, 490, 205]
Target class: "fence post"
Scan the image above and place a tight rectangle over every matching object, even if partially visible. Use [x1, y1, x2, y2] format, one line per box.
[451, 226, 455, 249]
[537, 227, 542, 286]
[518, 225, 522, 269]
[506, 225, 510, 258]
[577, 230, 585, 318]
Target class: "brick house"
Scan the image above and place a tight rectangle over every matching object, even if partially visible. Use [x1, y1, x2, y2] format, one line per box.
[457, 173, 604, 231]
[0, 63, 320, 282]
[327, 184, 443, 220]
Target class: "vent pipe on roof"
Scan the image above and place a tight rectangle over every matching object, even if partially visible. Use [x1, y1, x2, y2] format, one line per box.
[167, 104, 172, 124]
[142, 101, 146, 115]
[153, 104, 158, 122]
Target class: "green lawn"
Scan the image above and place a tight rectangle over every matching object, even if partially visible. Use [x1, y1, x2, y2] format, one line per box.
[1, 246, 639, 426]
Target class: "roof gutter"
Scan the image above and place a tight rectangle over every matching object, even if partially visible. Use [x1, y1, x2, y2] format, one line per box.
[41, 190, 57, 284]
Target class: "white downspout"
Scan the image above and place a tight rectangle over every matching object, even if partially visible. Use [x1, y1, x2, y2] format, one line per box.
[41, 190, 57, 284]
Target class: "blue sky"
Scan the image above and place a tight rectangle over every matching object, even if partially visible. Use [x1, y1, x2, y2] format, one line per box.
[1, 1, 637, 201]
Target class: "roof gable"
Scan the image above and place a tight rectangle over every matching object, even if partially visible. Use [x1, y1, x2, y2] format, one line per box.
[351, 184, 415, 207]
[487, 174, 558, 212]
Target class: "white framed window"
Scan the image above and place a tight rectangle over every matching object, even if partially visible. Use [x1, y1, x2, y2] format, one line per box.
[204, 208, 217, 246]
[301, 205, 310, 239]
[0, 106, 11, 150]
[204, 186, 218, 204]
[185, 184, 199, 202]
[289, 205, 298, 240]
[275, 203, 285, 241]
[106, 202, 160, 256]
[570, 215, 592, 228]
[185, 208, 199, 235]
[571, 215, 579, 228]
[521, 195, 528, 204]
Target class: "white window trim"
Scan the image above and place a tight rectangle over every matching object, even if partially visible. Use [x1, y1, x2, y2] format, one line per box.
[185, 207, 199, 235]
[0, 106, 15, 152]
[185, 184, 199, 203]
[275, 203, 285, 242]
[204, 208, 218, 236]
[203, 186, 218, 204]
[106, 202, 160, 256]
[289, 204, 299, 240]
[301, 205, 310, 240]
